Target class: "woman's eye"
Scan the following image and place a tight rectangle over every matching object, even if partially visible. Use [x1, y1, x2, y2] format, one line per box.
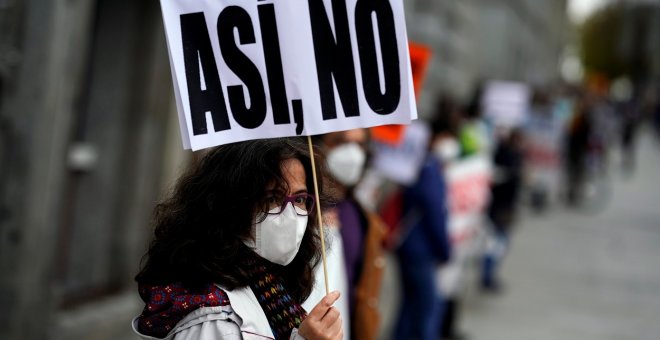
[294, 196, 305, 204]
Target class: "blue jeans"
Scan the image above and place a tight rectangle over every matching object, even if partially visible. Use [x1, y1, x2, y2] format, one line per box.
[394, 259, 443, 340]
[481, 229, 510, 288]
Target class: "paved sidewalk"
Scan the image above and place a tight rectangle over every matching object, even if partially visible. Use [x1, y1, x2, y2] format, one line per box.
[459, 132, 660, 340]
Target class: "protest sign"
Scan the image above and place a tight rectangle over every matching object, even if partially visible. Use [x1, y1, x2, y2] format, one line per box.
[445, 155, 491, 246]
[370, 120, 430, 185]
[371, 42, 431, 146]
[438, 155, 492, 296]
[408, 42, 432, 98]
[160, 0, 417, 150]
[482, 80, 530, 128]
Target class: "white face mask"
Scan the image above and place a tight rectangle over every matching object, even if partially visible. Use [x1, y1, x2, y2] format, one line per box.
[326, 142, 367, 186]
[243, 203, 308, 266]
[433, 138, 460, 163]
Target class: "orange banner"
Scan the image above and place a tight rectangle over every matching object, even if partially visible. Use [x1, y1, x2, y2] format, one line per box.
[372, 42, 432, 145]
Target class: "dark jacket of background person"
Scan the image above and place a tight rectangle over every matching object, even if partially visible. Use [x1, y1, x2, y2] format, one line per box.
[488, 133, 524, 231]
[566, 110, 592, 172]
[397, 156, 452, 264]
[333, 196, 386, 340]
[346, 201, 386, 340]
[394, 155, 451, 340]
[319, 128, 386, 340]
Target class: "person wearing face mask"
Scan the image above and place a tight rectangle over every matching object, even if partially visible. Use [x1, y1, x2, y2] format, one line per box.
[133, 138, 343, 340]
[393, 111, 453, 340]
[430, 99, 470, 340]
[317, 129, 386, 340]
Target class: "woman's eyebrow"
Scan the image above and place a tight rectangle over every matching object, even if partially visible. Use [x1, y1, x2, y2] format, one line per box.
[293, 189, 308, 195]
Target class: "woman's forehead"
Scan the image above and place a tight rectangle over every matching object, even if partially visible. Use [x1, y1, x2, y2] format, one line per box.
[323, 129, 366, 146]
[281, 159, 307, 190]
[266, 158, 307, 193]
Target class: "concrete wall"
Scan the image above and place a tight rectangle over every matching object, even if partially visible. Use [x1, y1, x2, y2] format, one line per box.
[0, 0, 187, 339]
[0, 0, 97, 338]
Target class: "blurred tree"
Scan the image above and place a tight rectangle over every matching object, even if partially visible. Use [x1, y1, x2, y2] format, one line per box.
[580, 3, 627, 80]
[581, 2, 657, 96]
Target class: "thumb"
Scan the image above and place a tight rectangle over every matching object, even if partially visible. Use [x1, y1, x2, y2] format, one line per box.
[308, 291, 340, 320]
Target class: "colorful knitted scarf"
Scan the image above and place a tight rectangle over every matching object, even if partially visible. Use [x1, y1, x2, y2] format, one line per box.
[136, 261, 306, 339]
[137, 282, 230, 338]
[246, 258, 308, 339]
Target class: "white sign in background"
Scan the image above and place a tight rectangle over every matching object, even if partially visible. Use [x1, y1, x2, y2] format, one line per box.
[482, 80, 531, 129]
[160, 0, 417, 150]
[438, 155, 492, 297]
[370, 120, 430, 185]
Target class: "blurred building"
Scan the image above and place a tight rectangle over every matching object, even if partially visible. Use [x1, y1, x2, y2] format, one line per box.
[0, 1, 184, 339]
[618, 0, 660, 93]
[404, 0, 568, 116]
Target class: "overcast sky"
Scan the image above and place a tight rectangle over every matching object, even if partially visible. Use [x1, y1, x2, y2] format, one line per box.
[568, 0, 612, 23]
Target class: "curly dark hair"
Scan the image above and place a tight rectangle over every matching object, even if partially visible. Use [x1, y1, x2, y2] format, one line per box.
[135, 137, 334, 303]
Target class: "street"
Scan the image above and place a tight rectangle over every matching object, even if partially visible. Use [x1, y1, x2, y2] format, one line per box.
[459, 131, 660, 340]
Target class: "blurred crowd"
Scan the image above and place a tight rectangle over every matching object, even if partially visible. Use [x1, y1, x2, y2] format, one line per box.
[310, 77, 660, 340]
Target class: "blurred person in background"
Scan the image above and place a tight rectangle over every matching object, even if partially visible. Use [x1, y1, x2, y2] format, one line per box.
[480, 128, 525, 293]
[524, 89, 562, 212]
[430, 98, 469, 340]
[655, 86, 660, 141]
[317, 129, 387, 340]
[133, 138, 343, 340]
[459, 88, 491, 158]
[432, 98, 462, 167]
[565, 88, 616, 207]
[590, 92, 617, 173]
[393, 120, 452, 340]
[619, 99, 641, 175]
[564, 94, 593, 206]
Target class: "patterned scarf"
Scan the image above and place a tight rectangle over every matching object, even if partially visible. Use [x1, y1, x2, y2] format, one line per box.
[137, 282, 230, 338]
[136, 261, 306, 339]
[246, 258, 308, 339]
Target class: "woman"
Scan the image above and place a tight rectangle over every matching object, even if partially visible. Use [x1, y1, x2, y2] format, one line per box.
[318, 129, 386, 340]
[394, 121, 452, 340]
[481, 128, 524, 292]
[133, 138, 343, 340]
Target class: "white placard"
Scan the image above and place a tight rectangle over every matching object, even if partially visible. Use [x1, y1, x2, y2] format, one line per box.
[160, 0, 417, 150]
[482, 80, 531, 128]
[370, 120, 430, 185]
[445, 155, 492, 244]
[438, 155, 492, 296]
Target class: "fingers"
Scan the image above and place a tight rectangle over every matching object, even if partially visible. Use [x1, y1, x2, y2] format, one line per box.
[328, 325, 343, 339]
[324, 310, 342, 338]
[298, 291, 343, 340]
[308, 291, 340, 320]
[321, 306, 340, 326]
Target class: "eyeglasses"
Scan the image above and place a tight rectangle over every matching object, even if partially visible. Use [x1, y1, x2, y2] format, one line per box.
[265, 193, 315, 216]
